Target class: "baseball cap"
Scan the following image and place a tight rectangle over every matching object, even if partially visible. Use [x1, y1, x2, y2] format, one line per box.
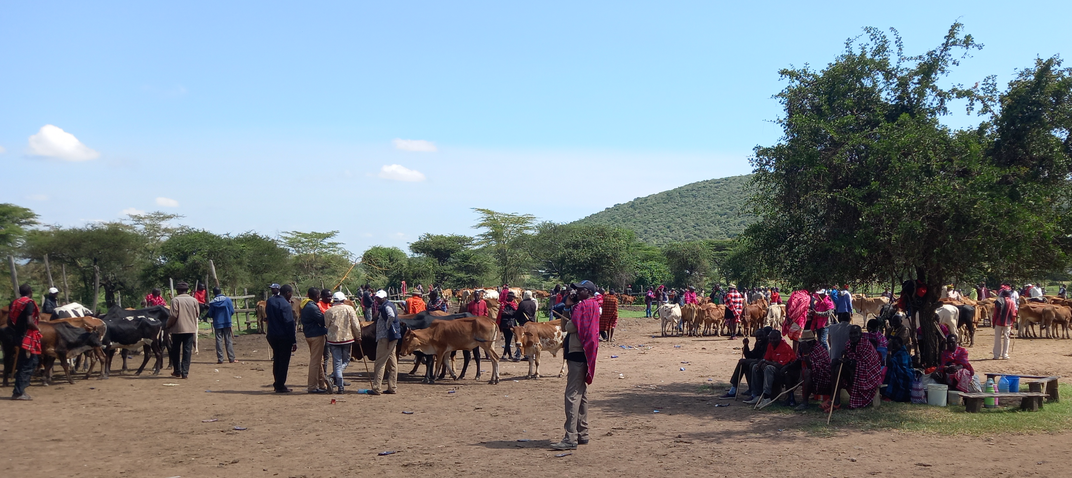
[570, 280, 597, 293]
[375, 290, 387, 299]
[48, 287, 59, 294]
[332, 292, 347, 302]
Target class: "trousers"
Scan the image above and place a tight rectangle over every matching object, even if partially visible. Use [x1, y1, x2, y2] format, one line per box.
[170, 333, 195, 377]
[328, 343, 352, 388]
[306, 335, 328, 391]
[993, 325, 1011, 359]
[267, 336, 293, 391]
[372, 338, 397, 392]
[13, 350, 39, 397]
[562, 359, 589, 444]
[214, 327, 235, 363]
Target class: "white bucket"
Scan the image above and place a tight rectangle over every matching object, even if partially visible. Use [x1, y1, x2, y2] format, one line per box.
[927, 384, 949, 406]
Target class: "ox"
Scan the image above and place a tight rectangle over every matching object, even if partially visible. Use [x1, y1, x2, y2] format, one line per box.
[699, 303, 725, 336]
[658, 303, 681, 337]
[851, 295, 889, 319]
[38, 320, 108, 385]
[399, 317, 501, 384]
[511, 318, 566, 378]
[99, 305, 167, 377]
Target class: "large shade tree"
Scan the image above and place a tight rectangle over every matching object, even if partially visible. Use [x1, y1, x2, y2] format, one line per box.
[746, 23, 1072, 365]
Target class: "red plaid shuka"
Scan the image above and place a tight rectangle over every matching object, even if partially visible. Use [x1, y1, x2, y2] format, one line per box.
[145, 294, 167, 307]
[725, 290, 744, 322]
[842, 338, 882, 409]
[9, 297, 42, 355]
[599, 295, 618, 332]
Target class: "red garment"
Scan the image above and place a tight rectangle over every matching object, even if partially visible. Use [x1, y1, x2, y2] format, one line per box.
[145, 294, 167, 307]
[771, 291, 781, 304]
[406, 296, 427, 314]
[806, 344, 832, 391]
[763, 341, 796, 366]
[726, 290, 744, 315]
[497, 299, 518, 324]
[992, 297, 1016, 327]
[467, 299, 487, 317]
[683, 291, 698, 305]
[571, 296, 601, 384]
[599, 295, 619, 332]
[318, 300, 331, 313]
[940, 346, 974, 375]
[194, 290, 207, 304]
[843, 338, 882, 408]
[10, 297, 42, 355]
[810, 294, 835, 330]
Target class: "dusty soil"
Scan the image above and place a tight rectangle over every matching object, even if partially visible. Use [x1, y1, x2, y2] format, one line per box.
[5, 315, 1072, 478]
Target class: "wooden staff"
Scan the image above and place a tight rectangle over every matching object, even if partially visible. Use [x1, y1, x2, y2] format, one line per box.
[827, 362, 845, 425]
[758, 380, 804, 410]
[332, 262, 358, 290]
[44, 254, 54, 288]
[208, 260, 220, 287]
[7, 255, 18, 298]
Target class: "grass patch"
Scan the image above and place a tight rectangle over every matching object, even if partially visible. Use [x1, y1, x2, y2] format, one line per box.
[759, 385, 1072, 436]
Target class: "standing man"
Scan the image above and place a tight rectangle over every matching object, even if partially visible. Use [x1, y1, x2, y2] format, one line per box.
[428, 290, 449, 312]
[552, 280, 601, 451]
[993, 288, 1015, 360]
[835, 285, 853, 324]
[194, 283, 209, 321]
[265, 284, 297, 393]
[208, 287, 236, 364]
[599, 290, 619, 342]
[467, 289, 488, 317]
[324, 292, 361, 394]
[406, 290, 426, 314]
[370, 290, 400, 395]
[644, 287, 654, 318]
[361, 285, 374, 320]
[810, 289, 836, 351]
[167, 282, 200, 379]
[498, 291, 519, 361]
[300, 287, 329, 394]
[9, 284, 41, 400]
[517, 291, 537, 326]
[725, 285, 744, 340]
[42, 287, 60, 317]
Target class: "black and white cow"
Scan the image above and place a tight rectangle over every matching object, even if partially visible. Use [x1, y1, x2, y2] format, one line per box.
[99, 305, 168, 377]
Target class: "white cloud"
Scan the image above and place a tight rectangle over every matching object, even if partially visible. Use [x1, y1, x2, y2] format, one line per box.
[121, 207, 145, 216]
[393, 139, 437, 152]
[27, 124, 100, 161]
[156, 197, 179, 207]
[0, 145, 6, 153]
[378, 164, 426, 182]
[26, 194, 48, 201]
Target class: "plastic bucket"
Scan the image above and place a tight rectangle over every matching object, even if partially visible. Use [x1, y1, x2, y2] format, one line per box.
[927, 384, 949, 406]
[1006, 375, 1020, 392]
[947, 390, 962, 406]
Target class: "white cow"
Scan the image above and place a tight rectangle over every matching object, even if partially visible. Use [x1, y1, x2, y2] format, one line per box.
[935, 304, 960, 337]
[658, 303, 682, 337]
[765, 303, 785, 329]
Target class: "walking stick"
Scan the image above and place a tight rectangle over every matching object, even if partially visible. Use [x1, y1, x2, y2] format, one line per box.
[733, 361, 744, 401]
[353, 334, 375, 388]
[827, 362, 845, 425]
[759, 380, 804, 410]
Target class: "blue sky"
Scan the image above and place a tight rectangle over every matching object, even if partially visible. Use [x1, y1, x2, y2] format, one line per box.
[3, 1, 1069, 255]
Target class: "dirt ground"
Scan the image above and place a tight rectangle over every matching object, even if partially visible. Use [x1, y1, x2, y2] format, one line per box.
[5, 313, 1072, 478]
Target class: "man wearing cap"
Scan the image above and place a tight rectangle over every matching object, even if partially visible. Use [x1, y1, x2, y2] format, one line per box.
[324, 291, 361, 394]
[517, 290, 537, 326]
[208, 287, 236, 364]
[406, 290, 427, 314]
[552, 280, 600, 451]
[371, 290, 400, 395]
[266, 284, 297, 392]
[810, 289, 835, 351]
[42, 287, 60, 317]
[167, 281, 200, 379]
[300, 287, 329, 394]
[725, 285, 744, 340]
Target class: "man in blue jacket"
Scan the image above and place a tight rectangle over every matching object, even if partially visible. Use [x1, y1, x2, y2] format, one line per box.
[835, 285, 854, 324]
[266, 284, 297, 393]
[208, 287, 236, 364]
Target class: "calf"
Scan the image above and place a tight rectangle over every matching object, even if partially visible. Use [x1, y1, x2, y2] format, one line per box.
[511, 318, 566, 379]
[99, 305, 168, 377]
[38, 321, 107, 385]
[399, 317, 501, 384]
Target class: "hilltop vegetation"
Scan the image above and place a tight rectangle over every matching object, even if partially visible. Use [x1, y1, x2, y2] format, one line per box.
[572, 174, 756, 245]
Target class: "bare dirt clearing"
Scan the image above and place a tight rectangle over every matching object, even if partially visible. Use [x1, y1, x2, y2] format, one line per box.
[5, 315, 1072, 477]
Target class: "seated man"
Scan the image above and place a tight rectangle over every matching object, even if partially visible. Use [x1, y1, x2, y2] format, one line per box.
[744, 329, 796, 408]
[719, 326, 771, 399]
[934, 333, 975, 392]
[828, 325, 882, 410]
[885, 314, 911, 357]
[865, 319, 888, 364]
[882, 336, 913, 402]
[794, 330, 832, 411]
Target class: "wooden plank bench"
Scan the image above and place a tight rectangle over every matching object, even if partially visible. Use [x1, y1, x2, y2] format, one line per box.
[981, 373, 1060, 402]
[958, 391, 1049, 412]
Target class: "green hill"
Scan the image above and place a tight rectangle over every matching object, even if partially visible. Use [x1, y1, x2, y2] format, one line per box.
[572, 174, 756, 245]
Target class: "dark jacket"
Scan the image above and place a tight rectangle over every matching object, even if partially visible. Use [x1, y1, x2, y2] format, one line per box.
[742, 337, 769, 360]
[42, 296, 58, 316]
[265, 295, 296, 343]
[517, 299, 537, 326]
[300, 300, 327, 338]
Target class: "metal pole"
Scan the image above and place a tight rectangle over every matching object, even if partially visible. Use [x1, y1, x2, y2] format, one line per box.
[8, 255, 19, 298]
[44, 253, 54, 288]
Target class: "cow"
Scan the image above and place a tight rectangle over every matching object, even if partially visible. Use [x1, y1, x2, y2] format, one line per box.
[398, 316, 501, 384]
[935, 304, 960, 338]
[37, 320, 108, 385]
[699, 303, 725, 336]
[765, 303, 785, 330]
[658, 303, 681, 337]
[680, 304, 700, 336]
[1051, 304, 1072, 339]
[851, 295, 889, 319]
[99, 305, 168, 377]
[511, 318, 566, 379]
[740, 298, 769, 338]
[48, 316, 108, 376]
[954, 304, 976, 347]
[398, 311, 480, 383]
[1018, 299, 1056, 338]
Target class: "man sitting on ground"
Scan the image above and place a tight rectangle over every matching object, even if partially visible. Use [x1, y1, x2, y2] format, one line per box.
[719, 326, 770, 399]
[936, 333, 975, 392]
[744, 329, 796, 408]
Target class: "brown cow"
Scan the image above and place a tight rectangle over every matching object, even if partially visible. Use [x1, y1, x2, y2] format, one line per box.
[740, 298, 769, 338]
[851, 295, 889, 319]
[699, 303, 725, 336]
[38, 320, 108, 385]
[680, 304, 700, 336]
[511, 318, 566, 378]
[1018, 298, 1056, 338]
[399, 317, 501, 384]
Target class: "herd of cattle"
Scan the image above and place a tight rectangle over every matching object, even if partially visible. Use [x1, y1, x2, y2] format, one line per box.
[653, 294, 890, 338]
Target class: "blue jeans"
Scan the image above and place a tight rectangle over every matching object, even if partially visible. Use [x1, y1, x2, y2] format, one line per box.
[645, 303, 652, 318]
[816, 327, 829, 351]
[13, 350, 39, 397]
[328, 343, 352, 388]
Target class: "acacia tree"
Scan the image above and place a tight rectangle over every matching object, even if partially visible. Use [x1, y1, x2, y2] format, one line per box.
[472, 208, 535, 286]
[746, 23, 1072, 365]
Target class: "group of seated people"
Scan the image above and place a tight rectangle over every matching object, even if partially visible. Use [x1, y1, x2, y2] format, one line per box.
[719, 315, 975, 411]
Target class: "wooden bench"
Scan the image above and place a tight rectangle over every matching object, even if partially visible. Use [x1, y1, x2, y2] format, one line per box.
[958, 391, 1049, 412]
[981, 373, 1060, 402]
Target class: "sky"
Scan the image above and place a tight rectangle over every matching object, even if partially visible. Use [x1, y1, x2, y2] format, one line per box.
[3, 1, 1070, 256]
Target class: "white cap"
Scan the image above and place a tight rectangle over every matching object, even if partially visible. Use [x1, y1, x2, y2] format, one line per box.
[375, 290, 387, 299]
[48, 287, 59, 294]
[816, 289, 827, 295]
[332, 291, 347, 303]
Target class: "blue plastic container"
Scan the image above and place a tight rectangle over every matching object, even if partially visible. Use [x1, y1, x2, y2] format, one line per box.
[1006, 375, 1020, 392]
[998, 375, 1010, 393]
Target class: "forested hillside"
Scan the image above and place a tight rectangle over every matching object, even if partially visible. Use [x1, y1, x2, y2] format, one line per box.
[572, 174, 756, 245]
